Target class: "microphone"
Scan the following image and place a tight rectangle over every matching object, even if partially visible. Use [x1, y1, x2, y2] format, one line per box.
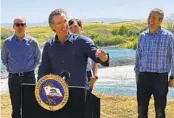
[60, 70, 70, 81]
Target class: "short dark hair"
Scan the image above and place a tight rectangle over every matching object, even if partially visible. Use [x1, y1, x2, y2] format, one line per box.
[68, 18, 82, 28]
[150, 8, 164, 21]
[48, 8, 67, 27]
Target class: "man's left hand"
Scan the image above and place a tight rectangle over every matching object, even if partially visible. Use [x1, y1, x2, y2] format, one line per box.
[95, 49, 108, 62]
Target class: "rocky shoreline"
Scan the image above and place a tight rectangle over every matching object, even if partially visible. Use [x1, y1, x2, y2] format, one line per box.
[1, 58, 135, 80]
[1, 70, 8, 79]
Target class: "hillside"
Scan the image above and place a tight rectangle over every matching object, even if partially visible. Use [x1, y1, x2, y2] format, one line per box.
[1, 21, 173, 49]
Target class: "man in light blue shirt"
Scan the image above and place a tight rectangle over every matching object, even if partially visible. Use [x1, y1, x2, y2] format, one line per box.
[1, 17, 41, 118]
[135, 8, 174, 118]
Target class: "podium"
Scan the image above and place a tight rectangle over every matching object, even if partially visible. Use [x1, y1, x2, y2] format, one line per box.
[21, 84, 100, 118]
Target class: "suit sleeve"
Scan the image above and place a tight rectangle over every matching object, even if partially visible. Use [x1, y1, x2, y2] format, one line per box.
[82, 36, 109, 67]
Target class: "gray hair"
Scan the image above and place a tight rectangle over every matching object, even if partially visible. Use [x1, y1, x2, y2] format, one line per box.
[150, 8, 164, 21]
[48, 8, 67, 27]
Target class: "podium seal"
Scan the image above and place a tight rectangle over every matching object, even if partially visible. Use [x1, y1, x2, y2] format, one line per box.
[35, 74, 69, 111]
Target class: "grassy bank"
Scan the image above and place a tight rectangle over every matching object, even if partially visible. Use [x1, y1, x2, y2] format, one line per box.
[1, 21, 173, 49]
[1, 93, 174, 118]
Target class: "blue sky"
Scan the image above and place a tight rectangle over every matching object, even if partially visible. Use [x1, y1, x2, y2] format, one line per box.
[1, 0, 174, 23]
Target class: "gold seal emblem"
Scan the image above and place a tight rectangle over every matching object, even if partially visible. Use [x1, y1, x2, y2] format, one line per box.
[35, 74, 69, 111]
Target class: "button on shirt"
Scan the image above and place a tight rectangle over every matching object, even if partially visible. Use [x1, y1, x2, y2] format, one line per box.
[134, 27, 174, 76]
[1, 34, 41, 73]
[38, 33, 109, 88]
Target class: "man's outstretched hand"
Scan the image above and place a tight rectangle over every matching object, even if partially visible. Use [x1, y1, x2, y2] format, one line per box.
[95, 49, 108, 62]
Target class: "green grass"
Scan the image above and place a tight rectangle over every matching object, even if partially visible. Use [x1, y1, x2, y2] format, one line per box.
[1, 21, 173, 49]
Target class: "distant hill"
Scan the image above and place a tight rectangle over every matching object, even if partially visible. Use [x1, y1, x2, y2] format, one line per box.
[81, 18, 123, 23]
[1, 18, 130, 27]
[2, 13, 174, 27]
[1, 22, 49, 27]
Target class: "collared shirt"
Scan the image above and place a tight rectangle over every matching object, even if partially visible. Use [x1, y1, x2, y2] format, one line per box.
[86, 58, 93, 71]
[134, 27, 174, 76]
[1, 34, 41, 73]
[38, 32, 109, 88]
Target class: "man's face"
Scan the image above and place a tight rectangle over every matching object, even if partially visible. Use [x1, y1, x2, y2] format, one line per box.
[13, 19, 26, 35]
[51, 14, 69, 36]
[147, 11, 162, 32]
[69, 21, 82, 34]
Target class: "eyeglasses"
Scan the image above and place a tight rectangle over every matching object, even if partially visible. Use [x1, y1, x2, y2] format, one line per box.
[15, 23, 26, 27]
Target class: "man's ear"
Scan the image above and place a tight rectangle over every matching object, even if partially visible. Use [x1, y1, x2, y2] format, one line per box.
[159, 18, 163, 23]
[50, 25, 56, 32]
[13, 24, 16, 29]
